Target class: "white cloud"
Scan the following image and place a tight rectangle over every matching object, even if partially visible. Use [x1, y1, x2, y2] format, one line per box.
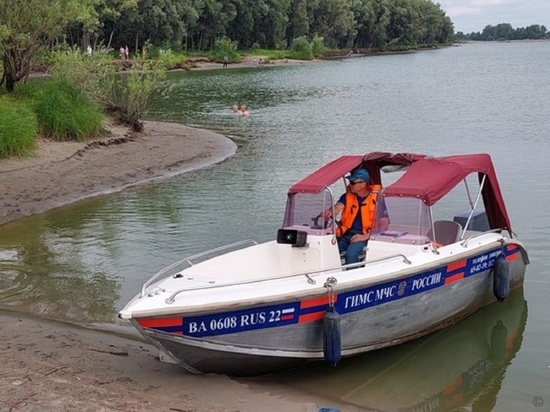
[445, 6, 481, 17]
[470, 0, 510, 6]
[437, 0, 550, 33]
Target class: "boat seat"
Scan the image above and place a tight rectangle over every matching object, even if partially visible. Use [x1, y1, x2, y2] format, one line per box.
[427, 220, 462, 246]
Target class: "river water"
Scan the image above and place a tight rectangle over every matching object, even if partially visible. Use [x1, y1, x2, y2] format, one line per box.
[1, 41, 549, 411]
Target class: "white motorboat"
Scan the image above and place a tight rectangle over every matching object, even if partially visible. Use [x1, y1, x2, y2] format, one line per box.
[119, 152, 529, 376]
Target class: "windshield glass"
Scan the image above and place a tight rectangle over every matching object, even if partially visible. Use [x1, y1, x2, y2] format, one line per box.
[370, 195, 432, 245]
[282, 190, 334, 235]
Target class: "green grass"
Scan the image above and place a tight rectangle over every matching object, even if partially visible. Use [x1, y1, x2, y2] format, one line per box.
[0, 97, 38, 158]
[29, 78, 104, 141]
[156, 49, 188, 69]
[245, 48, 314, 60]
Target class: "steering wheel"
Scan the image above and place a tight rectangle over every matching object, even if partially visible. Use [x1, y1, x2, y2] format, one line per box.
[311, 214, 333, 229]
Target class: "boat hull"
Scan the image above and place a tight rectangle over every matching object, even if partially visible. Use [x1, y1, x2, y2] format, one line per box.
[131, 243, 527, 376]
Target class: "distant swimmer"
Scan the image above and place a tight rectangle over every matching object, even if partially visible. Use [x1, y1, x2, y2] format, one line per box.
[240, 105, 249, 116]
[232, 104, 240, 113]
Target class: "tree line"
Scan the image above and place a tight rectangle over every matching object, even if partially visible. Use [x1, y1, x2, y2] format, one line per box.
[1, 0, 455, 157]
[61, 0, 454, 52]
[1, 0, 455, 93]
[455, 23, 548, 41]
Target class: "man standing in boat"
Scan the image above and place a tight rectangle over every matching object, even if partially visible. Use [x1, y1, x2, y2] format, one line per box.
[325, 169, 389, 264]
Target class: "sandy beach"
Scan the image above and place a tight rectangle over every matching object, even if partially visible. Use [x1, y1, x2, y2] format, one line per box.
[0, 120, 237, 227]
[0, 312, 329, 412]
[0, 117, 339, 411]
[189, 55, 322, 71]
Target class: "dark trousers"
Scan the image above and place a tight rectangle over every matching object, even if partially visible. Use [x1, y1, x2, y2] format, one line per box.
[338, 231, 368, 264]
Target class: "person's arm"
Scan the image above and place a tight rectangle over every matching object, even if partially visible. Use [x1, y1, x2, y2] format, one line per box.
[324, 202, 344, 219]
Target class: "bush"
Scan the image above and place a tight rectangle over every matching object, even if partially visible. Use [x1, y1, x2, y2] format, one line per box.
[49, 47, 166, 132]
[311, 36, 326, 58]
[157, 49, 186, 69]
[209, 37, 241, 63]
[31, 78, 104, 141]
[0, 97, 37, 158]
[291, 36, 313, 60]
[215, 37, 238, 54]
[110, 59, 167, 131]
[48, 47, 117, 105]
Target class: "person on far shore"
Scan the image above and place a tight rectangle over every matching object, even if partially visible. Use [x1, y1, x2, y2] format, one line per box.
[232, 105, 240, 114]
[240, 105, 249, 116]
[124, 45, 129, 60]
[223, 55, 228, 68]
[119, 46, 125, 59]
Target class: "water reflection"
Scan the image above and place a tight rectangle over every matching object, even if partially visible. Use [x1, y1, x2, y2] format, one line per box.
[268, 288, 527, 412]
[0, 208, 120, 323]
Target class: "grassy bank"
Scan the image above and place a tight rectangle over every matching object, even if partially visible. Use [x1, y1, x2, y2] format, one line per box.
[0, 78, 105, 158]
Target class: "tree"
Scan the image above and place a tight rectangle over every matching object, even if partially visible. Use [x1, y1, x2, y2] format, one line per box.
[130, 0, 197, 49]
[287, 0, 309, 47]
[308, 0, 356, 49]
[0, 0, 94, 92]
[372, 0, 391, 49]
[189, 0, 237, 50]
[93, 0, 138, 50]
[524, 24, 546, 39]
[252, 0, 290, 49]
[351, 0, 377, 49]
[464, 23, 547, 41]
[226, 0, 257, 48]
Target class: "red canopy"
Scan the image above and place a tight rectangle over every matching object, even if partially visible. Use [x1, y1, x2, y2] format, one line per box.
[288, 155, 364, 194]
[288, 152, 512, 232]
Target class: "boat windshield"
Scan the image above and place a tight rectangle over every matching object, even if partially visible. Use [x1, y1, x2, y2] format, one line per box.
[282, 191, 334, 235]
[370, 195, 433, 245]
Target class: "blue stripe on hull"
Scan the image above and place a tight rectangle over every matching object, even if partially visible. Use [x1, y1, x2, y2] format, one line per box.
[142, 246, 518, 338]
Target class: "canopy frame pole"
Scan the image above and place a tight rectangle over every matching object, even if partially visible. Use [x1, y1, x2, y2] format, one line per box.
[460, 174, 487, 240]
[429, 206, 439, 254]
[326, 186, 338, 245]
[464, 177, 475, 209]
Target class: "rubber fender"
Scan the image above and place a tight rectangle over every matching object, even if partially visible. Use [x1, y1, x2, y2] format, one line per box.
[323, 308, 341, 366]
[493, 254, 510, 302]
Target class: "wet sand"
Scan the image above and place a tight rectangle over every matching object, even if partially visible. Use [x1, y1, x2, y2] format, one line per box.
[0, 312, 326, 412]
[0, 120, 236, 227]
[0, 119, 342, 411]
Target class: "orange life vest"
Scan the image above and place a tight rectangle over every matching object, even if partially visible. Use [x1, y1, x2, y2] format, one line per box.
[336, 185, 381, 238]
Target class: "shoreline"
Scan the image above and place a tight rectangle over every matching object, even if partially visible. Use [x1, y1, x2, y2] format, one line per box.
[0, 120, 237, 227]
[0, 120, 339, 411]
[187, 54, 323, 71]
[1, 53, 326, 226]
[0, 311, 327, 412]
[0, 58, 354, 411]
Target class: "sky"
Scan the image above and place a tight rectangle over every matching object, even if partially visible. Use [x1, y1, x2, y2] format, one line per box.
[435, 0, 550, 33]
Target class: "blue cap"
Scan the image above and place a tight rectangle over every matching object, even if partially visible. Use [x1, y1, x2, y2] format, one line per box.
[347, 169, 370, 183]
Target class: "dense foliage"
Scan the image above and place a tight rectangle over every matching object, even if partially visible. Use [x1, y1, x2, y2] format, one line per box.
[49, 48, 166, 132]
[1, 0, 454, 94]
[0, 0, 95, 91]
[64, 0, 454, 53]
[456, 24, 548, 41]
